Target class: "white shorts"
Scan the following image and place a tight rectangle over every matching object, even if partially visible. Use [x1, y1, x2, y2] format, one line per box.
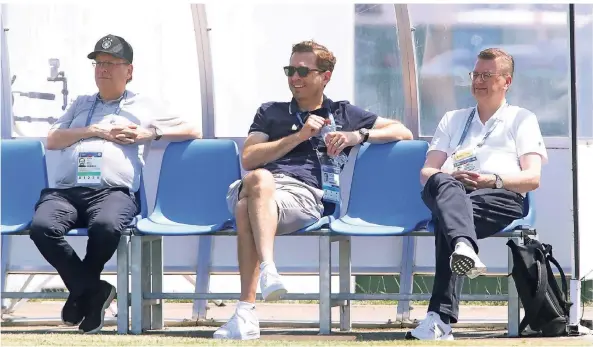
[226, 173, 324, 235]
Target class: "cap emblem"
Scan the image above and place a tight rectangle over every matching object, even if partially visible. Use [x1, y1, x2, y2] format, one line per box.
[101, 37, 113, 49]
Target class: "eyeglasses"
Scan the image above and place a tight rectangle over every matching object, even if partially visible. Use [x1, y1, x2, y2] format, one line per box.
[469, 71, 504, 81]
[283, 66, 324, 77]
[92, 62, 129, 69]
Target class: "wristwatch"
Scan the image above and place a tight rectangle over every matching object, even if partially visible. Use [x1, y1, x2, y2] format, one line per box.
[493, 174, 503, 189]
[153, 127, 163, 141]
[358, 128, 370, 144]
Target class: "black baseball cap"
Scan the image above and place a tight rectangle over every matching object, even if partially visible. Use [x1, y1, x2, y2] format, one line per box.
[87, 34, 133, 63]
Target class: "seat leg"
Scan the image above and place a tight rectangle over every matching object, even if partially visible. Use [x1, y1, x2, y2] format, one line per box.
[193, 235, 213, 320]
[319, 235, 331, 335]
[1, 235, 11, 314]
[507, 235, 522, 337]
[130, 236, 143, 334]
[396, 236, 415, 322]
[116, 235, 130, 334]
[151, 237, 164, 330]
[339, 237, 351, 332]
[141, 238, 152, 331]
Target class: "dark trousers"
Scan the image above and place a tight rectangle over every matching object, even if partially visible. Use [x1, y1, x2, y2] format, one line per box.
[421, 172, 524, 323]
[29, 187, 138, 298]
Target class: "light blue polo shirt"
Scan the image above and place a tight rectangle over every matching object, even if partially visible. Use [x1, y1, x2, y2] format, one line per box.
[50, 91, 179, 192]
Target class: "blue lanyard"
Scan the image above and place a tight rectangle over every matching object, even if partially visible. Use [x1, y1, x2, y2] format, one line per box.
[456, 105, 505, 151]
[85, 91, 127, 127]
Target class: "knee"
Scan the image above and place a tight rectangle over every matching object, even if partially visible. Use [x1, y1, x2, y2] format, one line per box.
[29, 217, 61, 242]
[242, 169, 275, 196]
[423, 172, 464, 196]
[87, 217, 122, 240]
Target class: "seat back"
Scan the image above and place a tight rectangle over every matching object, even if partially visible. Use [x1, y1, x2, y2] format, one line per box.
[345, 140, 432, 230]
[136, 174, 148, 218]
[521, 191, 535, 225]
[153, 139, 241, 225]
[1, 139, 49, 228]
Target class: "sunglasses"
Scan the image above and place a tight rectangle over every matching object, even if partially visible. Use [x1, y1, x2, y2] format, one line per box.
[283, 66, 324, 77]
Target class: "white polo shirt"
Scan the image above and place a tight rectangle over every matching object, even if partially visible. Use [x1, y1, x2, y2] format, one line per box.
[428, 102, 548, 175]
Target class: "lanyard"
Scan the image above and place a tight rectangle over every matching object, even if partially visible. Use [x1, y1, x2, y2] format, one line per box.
[294, 111, 336, 127]
[295, 111, 339, 157]
[85, 91, 127, 127]
[455, 105, 505, 152]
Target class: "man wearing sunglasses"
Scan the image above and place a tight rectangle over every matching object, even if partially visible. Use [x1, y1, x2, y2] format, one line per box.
[215, 40, 413, 340]
[408, 48, 547, 341]
[28, 34, 201, 334]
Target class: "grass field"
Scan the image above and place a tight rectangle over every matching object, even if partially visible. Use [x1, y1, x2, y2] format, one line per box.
[3, 327, 593, 347]
[3, 325, 593, 347]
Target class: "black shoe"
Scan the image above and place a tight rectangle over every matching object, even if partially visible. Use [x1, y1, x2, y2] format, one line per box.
[78, 280, 116, 334]
[61, 293, 85, 326]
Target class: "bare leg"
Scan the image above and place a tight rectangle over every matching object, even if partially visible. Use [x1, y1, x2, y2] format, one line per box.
[235, 199, 259, 303]
[240, 169, 278, 263]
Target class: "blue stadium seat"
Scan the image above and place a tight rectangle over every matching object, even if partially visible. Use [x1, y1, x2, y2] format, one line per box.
[329, 141, 432, 235]
[1, 139, 49, 234]
[135, 139, 240, 236]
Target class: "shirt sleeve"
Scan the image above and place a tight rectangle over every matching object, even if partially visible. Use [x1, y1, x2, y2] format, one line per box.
[49, 97, 81, 130]
[428, 112, 452, 154]
[248, 105, 270, 136]
[344, 104, 378, 130]
[513, 110, 548, 163]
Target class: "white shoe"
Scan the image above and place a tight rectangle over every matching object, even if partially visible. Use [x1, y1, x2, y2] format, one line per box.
[450, 242, 487, 279]
[405, 311, 454, 341]
[260, 267, 287, 301]
[213, 307, 260, 340]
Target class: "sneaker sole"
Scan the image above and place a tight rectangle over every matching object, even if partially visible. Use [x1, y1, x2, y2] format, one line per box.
[62, 320, 81, 327]
[466, 265, 487, 279]
[61, 309, 83, 326]
[405, 331, 454, 341]
[262, 286, 287, 302]
[83, 286, 116, 334]
[213, 332, 261, 340]
[450, 252, 476, 276]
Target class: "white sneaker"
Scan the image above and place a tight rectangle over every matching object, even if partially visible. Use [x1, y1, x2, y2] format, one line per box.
[450, 242, 487, 279]
[213, 307, 260, 340]
[405, 311, 454, 341]
[259, 267, 287, 301]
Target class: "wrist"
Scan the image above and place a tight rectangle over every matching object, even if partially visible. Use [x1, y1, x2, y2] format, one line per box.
[488, 174, 497, 188]
[296, 129, 309, 142]
[85, 125, 98, 138]
[354, 131, 364, 144]
[151, 126, 163, 141]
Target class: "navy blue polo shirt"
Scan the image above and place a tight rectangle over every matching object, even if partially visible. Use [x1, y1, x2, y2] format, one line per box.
[248, 96, 378, 189]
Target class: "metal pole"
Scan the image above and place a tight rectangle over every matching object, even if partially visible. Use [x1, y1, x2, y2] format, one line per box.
[567, 3, 582, 327]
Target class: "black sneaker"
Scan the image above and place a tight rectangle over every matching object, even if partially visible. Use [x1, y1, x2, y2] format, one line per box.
[78, 280, 116, 334]
[61, 293, 86, 326]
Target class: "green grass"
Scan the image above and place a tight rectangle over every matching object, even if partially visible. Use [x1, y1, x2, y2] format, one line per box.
[2, 329, 593, 346]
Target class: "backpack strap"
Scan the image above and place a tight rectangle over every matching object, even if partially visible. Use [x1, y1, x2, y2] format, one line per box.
[519, 248, 548, 335]
[546, 253, 571, 313]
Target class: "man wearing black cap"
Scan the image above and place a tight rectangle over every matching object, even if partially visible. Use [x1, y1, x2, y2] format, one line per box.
[28, 34, 201, 334]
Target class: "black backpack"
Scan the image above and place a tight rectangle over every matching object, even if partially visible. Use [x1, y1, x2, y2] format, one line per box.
[506, 237, 572, 337]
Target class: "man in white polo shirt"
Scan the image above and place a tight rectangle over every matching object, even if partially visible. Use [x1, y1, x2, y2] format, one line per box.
[407, 48, 548, 341]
